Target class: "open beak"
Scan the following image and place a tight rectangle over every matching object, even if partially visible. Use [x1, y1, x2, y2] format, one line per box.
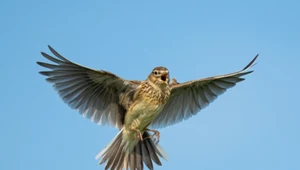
[160, 72, 168, 82]
[161, 75, 167, 81]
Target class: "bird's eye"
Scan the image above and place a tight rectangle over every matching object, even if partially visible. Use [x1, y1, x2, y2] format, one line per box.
[153, 71, 158, 75]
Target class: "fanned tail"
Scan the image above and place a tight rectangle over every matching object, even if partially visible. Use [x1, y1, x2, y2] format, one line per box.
[96, 128, 167, 170]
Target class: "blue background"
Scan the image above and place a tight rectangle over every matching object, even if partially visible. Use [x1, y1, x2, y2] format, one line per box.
[1, 0, 299, 170]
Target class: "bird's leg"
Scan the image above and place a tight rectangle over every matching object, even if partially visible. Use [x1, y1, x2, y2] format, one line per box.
[131, 126, 143, 141]
[145, 128, 160, 144]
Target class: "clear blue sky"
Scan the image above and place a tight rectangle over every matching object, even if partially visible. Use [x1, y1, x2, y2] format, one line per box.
[1, 0, 299, 170]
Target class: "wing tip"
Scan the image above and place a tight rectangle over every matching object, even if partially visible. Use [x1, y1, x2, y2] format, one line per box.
[36, 61, 42, 65]
[242, 54, 259, 71]
[39, 71, 51, 76]
[48, 45, 56, 54]
[36, 61, 49, 70]
[40, 51, 48, 57]
[40, 45, 53, 57]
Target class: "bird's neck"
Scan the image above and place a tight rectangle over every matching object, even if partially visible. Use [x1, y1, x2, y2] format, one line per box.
[147, 79, 169, 91]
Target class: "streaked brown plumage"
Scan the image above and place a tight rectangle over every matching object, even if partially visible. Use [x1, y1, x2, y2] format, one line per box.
[37, 45, 258, 170]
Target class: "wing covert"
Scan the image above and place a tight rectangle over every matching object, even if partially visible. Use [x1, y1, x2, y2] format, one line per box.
[37, 45, 139, 128]
[151, 55, 258, 128]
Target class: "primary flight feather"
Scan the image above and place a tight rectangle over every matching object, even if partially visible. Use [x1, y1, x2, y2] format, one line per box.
[37, 45, 257, 170]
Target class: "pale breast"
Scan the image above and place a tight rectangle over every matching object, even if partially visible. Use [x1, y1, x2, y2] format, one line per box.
[125, 81, 170, 131]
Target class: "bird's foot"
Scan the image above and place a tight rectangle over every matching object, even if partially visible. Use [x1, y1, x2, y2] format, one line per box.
[146, 128, 160, 144]
[131, 126, 143, 141]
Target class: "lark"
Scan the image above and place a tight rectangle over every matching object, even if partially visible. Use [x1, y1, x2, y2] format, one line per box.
[37, 46, 257, 170]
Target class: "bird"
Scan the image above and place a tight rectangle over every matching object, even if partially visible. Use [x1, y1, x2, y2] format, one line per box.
[37, 45, 258, 170]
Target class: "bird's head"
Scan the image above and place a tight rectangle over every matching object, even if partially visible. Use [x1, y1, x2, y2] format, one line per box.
[147, 67, 170, 87]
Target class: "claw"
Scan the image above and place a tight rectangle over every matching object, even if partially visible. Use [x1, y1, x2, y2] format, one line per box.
[146, 128, 160, 144]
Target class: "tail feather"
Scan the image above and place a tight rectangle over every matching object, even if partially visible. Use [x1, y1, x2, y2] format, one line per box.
[128, 151, 135, 170]
[141, 141, 153, 169]
[106, 141, 123, 170]
[97, 130, 123, 164]
[144, 139, 161, 166]
[110, 144, 125, 170]
[134, 142, 143, 170]
[116, 151, 126, 170]
[97, 129, 167, 170]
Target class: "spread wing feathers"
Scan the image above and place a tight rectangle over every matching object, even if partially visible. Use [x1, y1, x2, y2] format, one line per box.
[37, 45, 139, 128]
[151, 55, 258, 128]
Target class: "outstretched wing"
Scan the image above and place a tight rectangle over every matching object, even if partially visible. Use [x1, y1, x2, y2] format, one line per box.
[151, 55, 258, 128]
[37, 45, 140, 128]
